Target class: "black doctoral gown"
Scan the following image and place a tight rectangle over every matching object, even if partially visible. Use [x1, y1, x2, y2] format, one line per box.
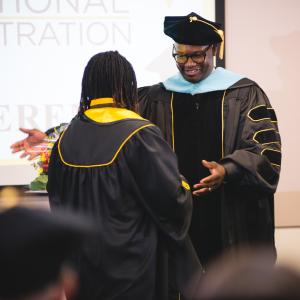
[47, 105, 198, 300]
[138, 77, 281, 267]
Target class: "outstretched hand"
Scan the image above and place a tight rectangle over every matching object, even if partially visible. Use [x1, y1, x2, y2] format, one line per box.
[193, 160, 226, 196]
[10, 128, 47, 160]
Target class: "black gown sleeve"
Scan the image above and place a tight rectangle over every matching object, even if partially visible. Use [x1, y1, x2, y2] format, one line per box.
[124, 124, 193, 241]
[221, 84, 281, 193]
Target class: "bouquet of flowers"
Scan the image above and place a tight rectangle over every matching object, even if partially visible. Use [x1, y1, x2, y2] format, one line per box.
[29, 142, 53, 191]
[28, 123, 68, 191]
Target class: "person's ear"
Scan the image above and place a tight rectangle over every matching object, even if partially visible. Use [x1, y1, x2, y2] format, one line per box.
[61, 267, 79, 300]
[48, 284, 66, 300]
[29, 282, 66, 300]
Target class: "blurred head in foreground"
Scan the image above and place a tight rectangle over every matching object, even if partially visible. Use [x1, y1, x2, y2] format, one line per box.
[0, 206, 95, 300]
[191, 247, 300, 300]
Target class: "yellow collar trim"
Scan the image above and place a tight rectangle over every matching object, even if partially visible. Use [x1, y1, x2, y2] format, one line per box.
[58, 123, 154, 168]
[84, 107, 145, 123]
[90, 98, 114, 106]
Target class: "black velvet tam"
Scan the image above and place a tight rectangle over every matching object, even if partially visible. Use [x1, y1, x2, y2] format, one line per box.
[164, 12, 223, 46]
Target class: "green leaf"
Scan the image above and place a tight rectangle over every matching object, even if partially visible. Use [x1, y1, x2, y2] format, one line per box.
[29, 175, 48, 191]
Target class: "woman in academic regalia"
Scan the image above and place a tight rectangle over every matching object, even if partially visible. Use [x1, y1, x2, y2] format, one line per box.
[47, 51, 200, 300]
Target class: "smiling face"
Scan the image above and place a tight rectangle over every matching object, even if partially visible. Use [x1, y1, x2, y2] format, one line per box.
[173, 43, 216, 83]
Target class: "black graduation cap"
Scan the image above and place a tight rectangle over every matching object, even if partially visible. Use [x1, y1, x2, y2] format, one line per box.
[164, 12, 224, 59]
[0, 206, 95, 299]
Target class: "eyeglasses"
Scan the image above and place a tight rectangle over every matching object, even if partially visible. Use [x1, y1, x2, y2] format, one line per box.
[172, 45, 211, 64]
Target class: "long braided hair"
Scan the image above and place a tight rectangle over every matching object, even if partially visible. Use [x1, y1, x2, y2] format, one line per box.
[79, 51, 138, 113]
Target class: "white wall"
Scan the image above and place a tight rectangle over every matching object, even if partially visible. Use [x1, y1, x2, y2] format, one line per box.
[225, 0, 300, 227]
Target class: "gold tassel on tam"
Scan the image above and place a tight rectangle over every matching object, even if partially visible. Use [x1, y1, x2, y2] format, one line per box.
[216, 29, 224, 60]
[188, 15, 224, 60]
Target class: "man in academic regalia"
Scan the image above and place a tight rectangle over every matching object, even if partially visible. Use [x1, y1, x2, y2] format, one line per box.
[46, 51, 200, 300]
[138, 12, 281, 270]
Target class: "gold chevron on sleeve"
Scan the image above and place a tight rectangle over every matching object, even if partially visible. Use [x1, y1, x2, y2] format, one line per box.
[247, 105, 278, 123]
[253, 128, 280, 145]
[261, 148, 281, 167]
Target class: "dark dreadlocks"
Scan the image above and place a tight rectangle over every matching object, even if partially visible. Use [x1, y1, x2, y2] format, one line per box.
[80, 51, 138, 113]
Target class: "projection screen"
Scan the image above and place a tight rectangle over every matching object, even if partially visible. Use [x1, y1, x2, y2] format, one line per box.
[0, 0, 215, 185]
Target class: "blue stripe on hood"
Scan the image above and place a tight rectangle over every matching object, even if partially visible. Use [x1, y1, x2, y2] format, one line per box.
[163, 67, 244, 95]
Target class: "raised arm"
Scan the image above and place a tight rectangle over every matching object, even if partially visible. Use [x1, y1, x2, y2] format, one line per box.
[10, 123, 69, 160]
[10, 128, 47, 160]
